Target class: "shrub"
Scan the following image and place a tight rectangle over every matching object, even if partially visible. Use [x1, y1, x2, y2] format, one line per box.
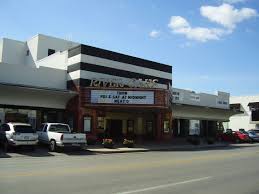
[123, 139, 134, 148]
[102, 138, 114, 148]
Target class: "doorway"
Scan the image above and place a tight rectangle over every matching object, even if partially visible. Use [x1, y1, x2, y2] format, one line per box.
[109, 119, 123, 142]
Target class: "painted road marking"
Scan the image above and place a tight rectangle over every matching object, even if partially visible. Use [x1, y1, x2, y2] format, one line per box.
[117, 176, 212, 194]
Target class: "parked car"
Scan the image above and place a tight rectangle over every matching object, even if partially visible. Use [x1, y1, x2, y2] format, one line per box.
[37, 123, 87, 152]
[247, 130, 259, 142]
[250, 129, 259, 135]
[0, 122, 38, 151]
[219, 129, 250, 143]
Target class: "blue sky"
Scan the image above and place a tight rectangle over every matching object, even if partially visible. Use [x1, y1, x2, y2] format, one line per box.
[0, 0, 258, 96]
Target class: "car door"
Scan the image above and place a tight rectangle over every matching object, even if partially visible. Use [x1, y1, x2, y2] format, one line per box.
[37, 124, 45, 142]
[38, 124, 49, 143]
[41, 124, 49, 143]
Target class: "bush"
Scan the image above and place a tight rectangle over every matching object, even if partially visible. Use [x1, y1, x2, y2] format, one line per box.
[102, 138, 114, 149]
[123, 139, 134, 148]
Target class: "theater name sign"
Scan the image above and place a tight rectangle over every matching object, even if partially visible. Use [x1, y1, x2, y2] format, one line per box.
[90, 78, 158, 88]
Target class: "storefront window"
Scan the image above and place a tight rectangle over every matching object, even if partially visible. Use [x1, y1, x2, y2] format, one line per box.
[146, 121, 153, 133]
[84, 117, 91, 132]
[127, 120, 134, 132]
[163, 120, 170, 133]
[189, 120, 200, 135]
[97, 117, 104, 130]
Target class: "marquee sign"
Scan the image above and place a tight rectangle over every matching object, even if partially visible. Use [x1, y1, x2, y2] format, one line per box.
[90, 78, 158, 88]
[91, 90, 154, 104]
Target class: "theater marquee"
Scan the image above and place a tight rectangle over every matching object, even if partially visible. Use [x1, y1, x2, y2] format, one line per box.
[91, 90, 154, 104]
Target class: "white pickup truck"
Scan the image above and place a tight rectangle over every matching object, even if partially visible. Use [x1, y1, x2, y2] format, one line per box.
[37, 123, 87, 152]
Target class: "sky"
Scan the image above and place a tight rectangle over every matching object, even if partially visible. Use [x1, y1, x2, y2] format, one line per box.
[0, 0, 258, 96]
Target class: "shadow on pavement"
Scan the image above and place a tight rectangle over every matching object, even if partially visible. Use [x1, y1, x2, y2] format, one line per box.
[146, 142, 259, 152]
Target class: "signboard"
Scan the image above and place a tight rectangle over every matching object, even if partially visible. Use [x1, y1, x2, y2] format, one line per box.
[90, 78, 158, 88]
[91, 90, 154, 105]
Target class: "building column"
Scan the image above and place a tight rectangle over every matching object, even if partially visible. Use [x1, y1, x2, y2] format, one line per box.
[156, 112, 162, 141]
[92, 109, 97, 135]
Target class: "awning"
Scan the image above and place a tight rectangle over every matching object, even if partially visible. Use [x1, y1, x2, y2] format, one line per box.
[230, 103, 241, 110]
[248, 102, 259, 108]
[0, 82, 77, 109]
[172, 103, 242, 122]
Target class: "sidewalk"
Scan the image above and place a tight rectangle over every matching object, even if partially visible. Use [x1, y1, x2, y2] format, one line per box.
[86, 142, 229, 154]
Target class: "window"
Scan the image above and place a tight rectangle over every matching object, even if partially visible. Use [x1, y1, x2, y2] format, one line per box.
[48, 49, 55, 56]
[2, 124, 10, 131]
[97, 117, 104, 129]
[163, 121, 170, 133]
[84, 117, 91, 132]
[14, 125, 34, 133]
[146, 121, 153, 133]
[127, 120, 134, 132]
[48, 124, 69, 132]
[251, 110, 259, 121]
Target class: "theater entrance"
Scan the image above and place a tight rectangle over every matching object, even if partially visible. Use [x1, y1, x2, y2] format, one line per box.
[106, 119, 123, 142]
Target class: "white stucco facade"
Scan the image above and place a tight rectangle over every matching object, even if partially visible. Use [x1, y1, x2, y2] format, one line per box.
[0, 34, 79, 90]
[228, 96, 259, 130]
[0, 34, 79, 110]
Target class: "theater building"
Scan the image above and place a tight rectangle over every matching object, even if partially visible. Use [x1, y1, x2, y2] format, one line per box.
[66, 44, 173, 141]
[0, 34, 172, 141]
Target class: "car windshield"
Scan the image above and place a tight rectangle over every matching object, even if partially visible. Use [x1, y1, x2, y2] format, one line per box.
[14, 125, 34, 133]
[49, 124, 70, 132]
[249, 131, 257, 135]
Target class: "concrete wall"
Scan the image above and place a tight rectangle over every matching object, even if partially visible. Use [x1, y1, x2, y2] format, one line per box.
[172, 88, 229, 109]
[26, 35, 39, 67]
[1, 38, 26, 66]
[228, 96, 259, 130]
[36, 50, 68, 70]
[36, 34, 78, 61]
[0, 62, 67, 90]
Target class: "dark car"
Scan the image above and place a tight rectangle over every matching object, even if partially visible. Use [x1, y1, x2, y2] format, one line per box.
[247, 130, 259, 142]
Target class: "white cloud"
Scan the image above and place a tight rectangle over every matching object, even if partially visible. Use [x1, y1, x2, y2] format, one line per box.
[168, 16, 227, 42]
[221, 0, 247, 4]
[149, 30, 160, 38]
[201, 3, 258, 30]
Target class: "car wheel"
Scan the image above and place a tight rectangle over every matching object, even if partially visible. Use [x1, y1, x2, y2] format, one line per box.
[49, 140, 56, 152]
[235, 139, 240, 144]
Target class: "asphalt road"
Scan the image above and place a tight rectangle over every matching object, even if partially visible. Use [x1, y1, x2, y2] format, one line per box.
[1, 145, 259, 194]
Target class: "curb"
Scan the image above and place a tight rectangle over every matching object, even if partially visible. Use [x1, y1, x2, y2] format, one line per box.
[87, 144, 229, 154]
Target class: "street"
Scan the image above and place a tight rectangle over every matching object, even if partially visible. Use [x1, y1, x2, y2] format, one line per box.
[1, 145, 259, 194]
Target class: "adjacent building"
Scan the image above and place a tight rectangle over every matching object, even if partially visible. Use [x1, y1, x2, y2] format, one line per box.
[171, 88, 235, 138]
[228, 96, 259, 130]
